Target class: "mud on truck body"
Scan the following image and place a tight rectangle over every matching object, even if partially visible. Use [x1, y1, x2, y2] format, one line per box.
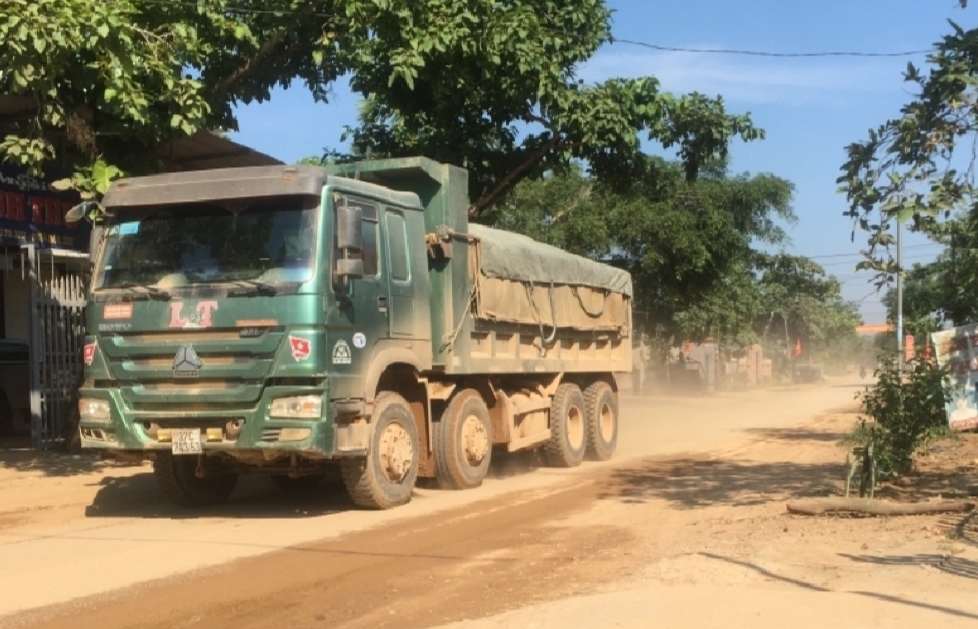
[78, 158, 632, 509]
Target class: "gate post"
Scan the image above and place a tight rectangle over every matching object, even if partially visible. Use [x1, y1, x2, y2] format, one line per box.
[25, 244, 44, 449]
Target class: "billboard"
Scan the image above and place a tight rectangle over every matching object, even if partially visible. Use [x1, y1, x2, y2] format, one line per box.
[0, 165, 90, 252]
[931, 323, 978, 431]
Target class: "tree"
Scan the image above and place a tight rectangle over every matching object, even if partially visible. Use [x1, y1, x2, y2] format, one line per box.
[755, 253, 862, 371]
[838, 14, 977, 279]
[2, 0, 762, 207]
[875, 208, 978, 336]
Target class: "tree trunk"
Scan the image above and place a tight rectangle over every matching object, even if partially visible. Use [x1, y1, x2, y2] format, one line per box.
[786, 497, 973, 516]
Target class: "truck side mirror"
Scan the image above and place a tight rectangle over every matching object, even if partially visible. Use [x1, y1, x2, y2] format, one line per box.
[334, 204, 364, 297]
[336, 205, 363, 251]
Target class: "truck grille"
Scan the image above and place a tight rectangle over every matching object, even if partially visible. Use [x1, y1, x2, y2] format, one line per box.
[99, 328, 284, 410]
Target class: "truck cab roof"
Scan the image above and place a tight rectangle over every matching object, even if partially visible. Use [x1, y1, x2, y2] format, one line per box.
[102, 165, 423, 212]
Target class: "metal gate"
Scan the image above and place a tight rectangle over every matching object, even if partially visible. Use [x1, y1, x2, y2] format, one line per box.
[25, 245, 89, 449]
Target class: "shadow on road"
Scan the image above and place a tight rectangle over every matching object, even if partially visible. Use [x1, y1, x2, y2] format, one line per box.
[599, 457, 842, 507]
[84, 451, 543, 520]
[743, 426, 847, 443]
[0, 447, 125, 477]
[85, 472, 355, 519]
[703, 552, 978, 620]
[938, 511, 978, 548]
[841, 552, 978, 581]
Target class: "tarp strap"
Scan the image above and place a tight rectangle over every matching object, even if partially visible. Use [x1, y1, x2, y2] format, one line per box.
[572, 286, 608, 318]
[527, 280, 557, 352]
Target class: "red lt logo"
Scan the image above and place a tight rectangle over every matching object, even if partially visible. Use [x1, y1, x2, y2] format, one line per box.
[289, 335, 311, 361]
[83, 343, 96, 366]
[169, 301, 219, 329]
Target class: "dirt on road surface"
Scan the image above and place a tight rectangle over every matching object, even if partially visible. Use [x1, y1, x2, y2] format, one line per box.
[3, 378, 978, 628]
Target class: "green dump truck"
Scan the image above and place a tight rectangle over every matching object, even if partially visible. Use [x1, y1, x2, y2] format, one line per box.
[78, 158, 632, 509]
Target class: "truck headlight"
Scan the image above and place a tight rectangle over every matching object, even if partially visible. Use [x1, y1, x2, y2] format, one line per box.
[79, 398, 111, 422]
[269, 395, 322, 419]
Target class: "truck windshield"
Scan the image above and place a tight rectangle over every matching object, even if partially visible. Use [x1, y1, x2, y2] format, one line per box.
[94, 196, 319, 291]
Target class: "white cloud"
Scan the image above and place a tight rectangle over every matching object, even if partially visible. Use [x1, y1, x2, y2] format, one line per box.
[579, 46, 911, 106]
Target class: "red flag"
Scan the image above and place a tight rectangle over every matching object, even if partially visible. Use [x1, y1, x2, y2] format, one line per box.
[288, 335, 311, 361]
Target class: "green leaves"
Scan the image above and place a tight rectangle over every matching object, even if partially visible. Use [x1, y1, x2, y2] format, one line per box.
[0, 0, 214, 178]
[858, 355, 950, 479]
[2, 0, 760, 213]
[51, 159, 126, 201]
[841, 20, 978, 280]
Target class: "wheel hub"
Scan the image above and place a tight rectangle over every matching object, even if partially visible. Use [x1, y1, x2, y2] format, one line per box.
[378, 421, 414, 482]
[461, 414, 489, 465]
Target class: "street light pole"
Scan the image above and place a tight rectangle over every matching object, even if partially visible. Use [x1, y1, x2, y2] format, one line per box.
[896, 218, 904, 369]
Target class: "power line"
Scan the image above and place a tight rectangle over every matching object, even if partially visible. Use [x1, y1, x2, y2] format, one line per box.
[612, 39, 935, 59]
[134, 3, 943, 60]
[803, 244, 943, 261]
[817, 251, 941, 266]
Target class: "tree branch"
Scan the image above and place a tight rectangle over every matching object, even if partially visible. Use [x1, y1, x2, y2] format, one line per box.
[468, 135, 562, 218]
[210, 1, 326, 100]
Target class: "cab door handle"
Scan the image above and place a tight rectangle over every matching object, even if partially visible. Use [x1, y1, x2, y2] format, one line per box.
[377, 296, 388, 312]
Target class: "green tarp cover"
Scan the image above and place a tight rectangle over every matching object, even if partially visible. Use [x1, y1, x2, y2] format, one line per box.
[467, 224, 632, 297]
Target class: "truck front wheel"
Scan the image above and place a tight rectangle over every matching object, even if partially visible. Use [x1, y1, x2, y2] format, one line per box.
[340, 392, 419, 509]
[544, 383, 587, 467]
[434, 389, 493, 489]
[153, 453, 238, 508]
[584, 381, 618, 461]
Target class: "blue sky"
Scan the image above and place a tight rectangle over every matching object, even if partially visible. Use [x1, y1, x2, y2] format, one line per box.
[232, 1, 971, 325]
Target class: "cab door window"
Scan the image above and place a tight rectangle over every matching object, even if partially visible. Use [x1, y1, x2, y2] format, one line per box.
[386, 211, 410, 283]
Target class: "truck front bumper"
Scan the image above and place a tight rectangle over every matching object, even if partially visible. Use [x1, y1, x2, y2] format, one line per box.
[77, 384, 345, 457]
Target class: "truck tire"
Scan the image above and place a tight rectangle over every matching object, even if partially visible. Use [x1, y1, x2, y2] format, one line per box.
[153, 453, 238, 508]
[584, 381, 618, 461]
[340, 392, 419, 509]
[434, 389, 493, 489]
[544, 383, 587, 467]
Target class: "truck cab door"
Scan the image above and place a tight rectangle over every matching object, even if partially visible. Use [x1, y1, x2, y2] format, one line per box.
[384, 210, 415, 338]
[330, 195, 386, 341]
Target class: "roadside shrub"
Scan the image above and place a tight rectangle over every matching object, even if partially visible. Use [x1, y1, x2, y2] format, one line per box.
[854, 354, 950, 479]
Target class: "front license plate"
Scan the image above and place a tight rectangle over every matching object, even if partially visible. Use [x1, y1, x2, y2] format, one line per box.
[171, 428, 202, 455]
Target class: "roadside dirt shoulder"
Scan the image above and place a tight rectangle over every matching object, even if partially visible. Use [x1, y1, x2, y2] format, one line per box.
[438, 412, 978, 629]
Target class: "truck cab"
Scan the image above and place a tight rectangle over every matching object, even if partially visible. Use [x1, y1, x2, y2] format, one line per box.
[79, 167, 430, 498]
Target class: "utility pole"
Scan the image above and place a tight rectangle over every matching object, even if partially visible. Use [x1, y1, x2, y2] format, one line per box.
[950, 223, 957, 326]
[896, 218, 904, 370]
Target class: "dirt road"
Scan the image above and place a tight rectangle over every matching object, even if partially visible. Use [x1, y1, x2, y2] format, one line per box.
[4, 378, 976, 628]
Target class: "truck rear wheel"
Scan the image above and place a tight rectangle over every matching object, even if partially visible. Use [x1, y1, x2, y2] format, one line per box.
[584, 381, 618, 461]
[340, 392, 419, 509]
[153, 453, 238, 508]
[434, 389, 493, 489]
[544, 383, 587, 467]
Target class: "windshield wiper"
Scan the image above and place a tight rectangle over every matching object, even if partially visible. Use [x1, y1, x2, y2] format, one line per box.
[225, 279, 278, 297]
[97, 282, 172, 301]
